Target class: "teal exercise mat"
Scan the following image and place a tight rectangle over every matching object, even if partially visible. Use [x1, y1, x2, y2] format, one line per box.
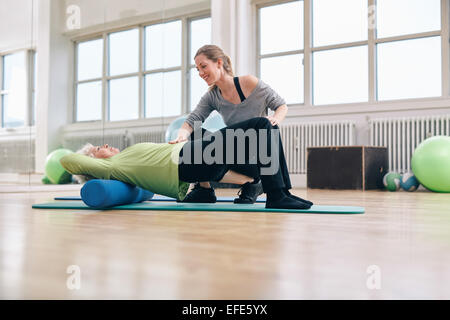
[54, 195, 267, 203]
[32, 201, 364, 214]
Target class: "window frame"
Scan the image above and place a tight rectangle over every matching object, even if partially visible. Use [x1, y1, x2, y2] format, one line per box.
[256, 0, 449, 109]
[257, 0, 305, 105]
[0, 49, 35, 129]
[73, 12, 211, 124]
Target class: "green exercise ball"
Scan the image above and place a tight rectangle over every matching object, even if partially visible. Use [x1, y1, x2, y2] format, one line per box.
[383, 172, 402, 191]
[45, 148, 74, 184]
[411, 136, 450, 193]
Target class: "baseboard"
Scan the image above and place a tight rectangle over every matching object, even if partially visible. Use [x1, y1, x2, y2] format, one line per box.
[0, 184, 82, 193]
[0, 173, 43, 184]
[289, 174, 307, 188]
[0, 173, 307, 189]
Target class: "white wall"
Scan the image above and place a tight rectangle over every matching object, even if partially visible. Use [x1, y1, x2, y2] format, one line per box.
[34, 0, 73, 172]
[64, 0, 208, 32]
[34, 0, 210, 173]
[221, 0, 450, 147]
[0, 0, 38, 52]
[2, 0, 449, 181]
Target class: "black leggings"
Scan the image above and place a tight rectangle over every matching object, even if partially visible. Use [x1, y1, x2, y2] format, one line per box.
[178, 117, 291, 193]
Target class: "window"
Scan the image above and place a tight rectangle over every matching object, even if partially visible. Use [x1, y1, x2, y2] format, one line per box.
[109, 76, 139, 121]
[313, 46, 368, 105]
[376, 0, 440, 38]
[109, 29, 139, 121]
[377, 37, 441, 101]
[312, 0, 368, 105]
[0, 50, 35, 128]
[76, 38, 103, 121]
[258, 0, 445, 107]
[145, 20, 182, 118]
[74, 15, 211, 123]
[189, 17, 211, 111]
[312, 0, 367, 47]
[376, 0, 442, 100]
[109, 29, 139, 76]
[258, 1, 304, 104]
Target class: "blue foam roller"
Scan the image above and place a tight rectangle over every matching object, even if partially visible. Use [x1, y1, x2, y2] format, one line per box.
[81, 179, 154, 209]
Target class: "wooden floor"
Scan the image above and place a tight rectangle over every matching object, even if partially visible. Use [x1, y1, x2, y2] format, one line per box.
[1, 186, 450, 299]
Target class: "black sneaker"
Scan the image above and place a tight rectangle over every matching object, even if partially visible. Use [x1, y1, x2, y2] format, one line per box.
[180, 183, 216, 203]
[234, 181, 263, 204]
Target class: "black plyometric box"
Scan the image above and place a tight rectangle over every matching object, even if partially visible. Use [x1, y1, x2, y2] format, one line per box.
[307, 146, 388, 190]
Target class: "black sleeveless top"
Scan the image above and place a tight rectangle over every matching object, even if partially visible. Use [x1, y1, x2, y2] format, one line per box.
[233, 77, 246, 102]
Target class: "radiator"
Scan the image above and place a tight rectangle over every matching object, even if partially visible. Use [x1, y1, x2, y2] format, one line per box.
[280, 121, 355, 174]
[369, 114, 450, 173]
[0, 138, 35, 173]
[131, 130, 165, 144]
[62, 129, 166, 152]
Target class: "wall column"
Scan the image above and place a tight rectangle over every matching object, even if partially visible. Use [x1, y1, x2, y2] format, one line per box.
[210, 0, 256, 76]
[35, 0, 73, 172]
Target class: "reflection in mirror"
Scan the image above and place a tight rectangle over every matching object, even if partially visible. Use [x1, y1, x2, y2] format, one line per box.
[0, 0, 36, 189]
[0, 0, 213, 191]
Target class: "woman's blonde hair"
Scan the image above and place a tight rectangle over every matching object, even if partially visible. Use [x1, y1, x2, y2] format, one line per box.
[194, 44, 234, 91]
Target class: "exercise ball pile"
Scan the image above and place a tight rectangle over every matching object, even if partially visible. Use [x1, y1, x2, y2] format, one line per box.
[165, 112, 226, 143]
[400, 173, 420, 192]
[383, 172, 420, 192]
[383, 172, 402, 191]
[44, 148, 74, 184]
[411, 135, 450, 193]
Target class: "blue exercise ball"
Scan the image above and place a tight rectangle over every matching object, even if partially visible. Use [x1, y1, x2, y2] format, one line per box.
[202, 111, 226, 132]
[165, 112, 226, 143]
[400, 172, 420, 192]
[165, 115, 188, 143]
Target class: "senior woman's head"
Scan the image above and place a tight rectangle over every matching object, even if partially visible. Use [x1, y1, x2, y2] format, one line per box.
[77, 143, 120, 159]
[72, 143, 120, 184]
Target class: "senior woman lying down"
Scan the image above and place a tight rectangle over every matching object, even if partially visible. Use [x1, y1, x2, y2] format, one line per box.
[60, 117, 313, 209]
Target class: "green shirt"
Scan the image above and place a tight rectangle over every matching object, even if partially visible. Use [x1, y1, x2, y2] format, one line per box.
[60, 142, 190, 201]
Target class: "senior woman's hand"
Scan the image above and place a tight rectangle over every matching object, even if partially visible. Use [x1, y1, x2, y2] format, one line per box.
[168, 136, 188, 144]
[168, 128, 191, 144]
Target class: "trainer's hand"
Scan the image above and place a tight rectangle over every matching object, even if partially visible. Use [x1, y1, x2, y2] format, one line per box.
[266, 115, 280, 126]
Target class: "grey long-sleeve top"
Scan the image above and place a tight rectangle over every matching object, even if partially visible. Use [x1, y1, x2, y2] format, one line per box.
[185, 79, 286, 128]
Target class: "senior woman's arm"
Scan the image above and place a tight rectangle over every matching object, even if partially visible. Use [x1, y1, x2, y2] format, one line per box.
[60, 153, 111, 180]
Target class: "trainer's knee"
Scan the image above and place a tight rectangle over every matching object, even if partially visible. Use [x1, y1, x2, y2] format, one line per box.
[256, 117, 280, 130]
[254, 117, 271, 128]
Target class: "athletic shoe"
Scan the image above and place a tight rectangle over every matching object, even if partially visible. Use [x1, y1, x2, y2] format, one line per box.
[234, 180, 263, 204]
[284, 189, 314, 206]
[180, 183, 216, 203]
[265, 195, 312, 210]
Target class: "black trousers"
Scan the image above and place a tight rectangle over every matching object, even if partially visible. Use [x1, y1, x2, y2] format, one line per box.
[178, 117, 291, 193]
[187, 126, 260, 182]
